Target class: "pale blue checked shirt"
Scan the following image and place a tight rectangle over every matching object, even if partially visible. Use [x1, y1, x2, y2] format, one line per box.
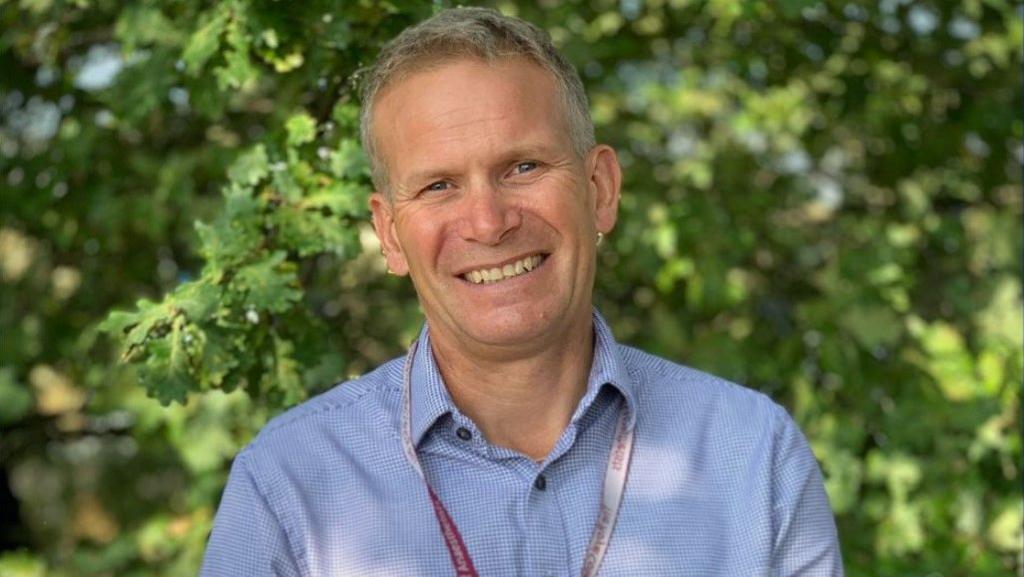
[201, 311, 842, 576]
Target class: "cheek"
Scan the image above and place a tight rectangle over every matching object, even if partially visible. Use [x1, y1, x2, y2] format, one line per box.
[395, 214, 449, 265]
[520, 180, 586, 214]
[528, 194, 593, 238]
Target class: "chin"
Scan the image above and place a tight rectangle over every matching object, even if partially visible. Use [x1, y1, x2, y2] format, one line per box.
[453, 304, 567, 348]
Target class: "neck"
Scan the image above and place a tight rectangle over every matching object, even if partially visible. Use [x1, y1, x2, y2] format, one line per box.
[429, 316, 595, 461]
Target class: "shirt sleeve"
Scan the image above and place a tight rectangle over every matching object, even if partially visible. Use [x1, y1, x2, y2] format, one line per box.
[770, 405, 844, 577]
[200, 451, 303, 577]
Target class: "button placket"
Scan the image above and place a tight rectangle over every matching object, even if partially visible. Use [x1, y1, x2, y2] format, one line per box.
[525, 466, 565, 576]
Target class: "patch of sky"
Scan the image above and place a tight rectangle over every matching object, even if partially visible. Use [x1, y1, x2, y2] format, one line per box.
[94, 109, 115, 128]
[801, 4, 826, 21]
[2, 91, 25, 115]
[8, 96, 61, 143]
[907, 6, 939, 36]
[63, 436, 103, 463]
[7, 167, 24, 186]
[682, 25, 705, 47]
[619, 0, 642, 21]
[168, 86, 190, 108]
[617, 62, 643, 86]
[802, 43, 825, 62]
[748, 59, 767, 82]
[73, 44, 125, 92]
[880, 17, 901, 35]
[879, 0, 899, 15]
[1, 136, 18, 159]
[704, 68, 730, 89]
[810, 173, 843, 210]
[843, 4, 868, 22]
[964, 133, 990, 158]
[820, 146, 848, 175]
[803, 330, 823, 348]
[584, 61, 604, 79]
[948, 16, 980, 40]
[667, 129, 698, 158]
[737, 130, 767, 155]
[778, 149, 812, 174]
[629, 140, 659, 159]
[617, 63, 656, 113]
[35, 66, 58, 88]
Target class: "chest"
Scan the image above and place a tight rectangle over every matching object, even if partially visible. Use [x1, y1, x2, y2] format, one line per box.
[278, 434, 777, 577]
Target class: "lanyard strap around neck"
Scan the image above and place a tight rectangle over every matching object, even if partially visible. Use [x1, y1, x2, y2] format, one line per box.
[399, 339, 635, 577]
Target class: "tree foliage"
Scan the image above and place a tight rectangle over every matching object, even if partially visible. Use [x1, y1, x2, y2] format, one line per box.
[0, 1, 1020, 575]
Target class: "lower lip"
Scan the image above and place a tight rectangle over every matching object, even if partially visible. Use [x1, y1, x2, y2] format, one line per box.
[458, 255, 549, 288]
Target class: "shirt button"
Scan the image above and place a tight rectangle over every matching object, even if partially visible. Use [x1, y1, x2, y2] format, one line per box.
[534, 474, 547, 491]
[455, 427, 472, 441]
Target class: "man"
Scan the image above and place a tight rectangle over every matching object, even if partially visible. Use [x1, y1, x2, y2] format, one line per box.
[201, 7, 842, 576]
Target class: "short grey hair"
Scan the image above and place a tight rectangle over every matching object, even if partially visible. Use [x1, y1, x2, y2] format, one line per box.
[359, 6, 596, 196]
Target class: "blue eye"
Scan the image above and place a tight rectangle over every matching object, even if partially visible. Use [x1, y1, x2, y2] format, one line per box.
[512, 162, 537, 175]
[424, 181, 450, 193]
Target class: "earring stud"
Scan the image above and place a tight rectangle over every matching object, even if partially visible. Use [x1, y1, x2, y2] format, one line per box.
[380, 248, 395, 274]
[596, 232, 604, 246]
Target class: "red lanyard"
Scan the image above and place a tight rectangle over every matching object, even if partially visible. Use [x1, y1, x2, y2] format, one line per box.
[400, 339, 635, 577]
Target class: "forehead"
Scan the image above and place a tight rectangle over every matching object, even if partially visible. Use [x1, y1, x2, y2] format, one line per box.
[371, 57, 571, 181]
[374, 56, 562, 129]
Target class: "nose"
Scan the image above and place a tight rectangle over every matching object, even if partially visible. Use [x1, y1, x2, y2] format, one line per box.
[457, 185, 521, 245]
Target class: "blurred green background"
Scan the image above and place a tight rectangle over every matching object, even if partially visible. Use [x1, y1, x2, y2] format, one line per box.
[1, 0, 1021, 575]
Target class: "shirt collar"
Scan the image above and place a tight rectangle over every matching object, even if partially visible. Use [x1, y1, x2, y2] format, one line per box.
[407, 308, 638, 447]
[577, 308, 638, 431]
[409, 325, 456, 447]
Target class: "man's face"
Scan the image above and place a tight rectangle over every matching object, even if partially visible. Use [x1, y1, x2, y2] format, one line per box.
[369, 57, 620, 354]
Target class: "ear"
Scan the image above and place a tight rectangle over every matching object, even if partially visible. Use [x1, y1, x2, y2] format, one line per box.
[369, 192, 410, 276]
[587, 144, 622, 234]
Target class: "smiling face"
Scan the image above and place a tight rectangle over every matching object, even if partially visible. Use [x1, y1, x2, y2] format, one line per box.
[369, 57, 621, 358]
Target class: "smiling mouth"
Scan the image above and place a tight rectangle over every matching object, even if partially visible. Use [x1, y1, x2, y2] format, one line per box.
[461, 254, 548, 285]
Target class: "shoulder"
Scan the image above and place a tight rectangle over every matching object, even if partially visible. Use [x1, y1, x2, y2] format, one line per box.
[239, 356, 405, 468]
[212, 356, 418, 565]
[617, 344, 821, 499]
[618, 344, 791, 441]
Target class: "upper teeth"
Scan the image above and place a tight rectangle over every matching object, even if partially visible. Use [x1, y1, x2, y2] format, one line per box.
[464, 255, 543, 284]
